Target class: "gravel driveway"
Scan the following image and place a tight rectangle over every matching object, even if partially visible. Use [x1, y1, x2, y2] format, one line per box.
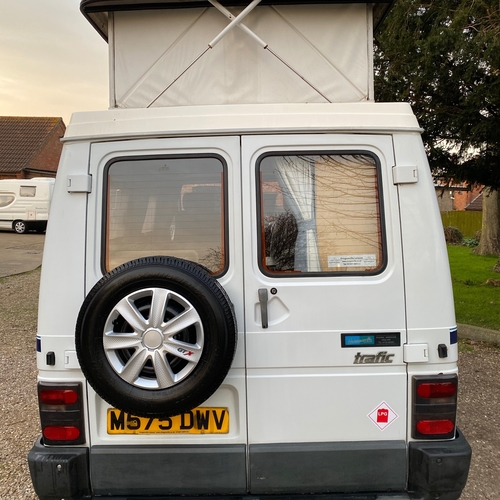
[1, 269, 499, 499]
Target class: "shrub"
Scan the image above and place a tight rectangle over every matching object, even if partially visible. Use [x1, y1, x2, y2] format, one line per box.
[463, 237, 479, 248]
[444, 226, 463, 244]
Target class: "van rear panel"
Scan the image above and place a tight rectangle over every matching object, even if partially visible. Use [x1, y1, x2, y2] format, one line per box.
[30, 104, 471, 500]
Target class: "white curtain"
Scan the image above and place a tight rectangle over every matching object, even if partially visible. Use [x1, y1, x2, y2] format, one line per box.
[275, 157, 321, 272]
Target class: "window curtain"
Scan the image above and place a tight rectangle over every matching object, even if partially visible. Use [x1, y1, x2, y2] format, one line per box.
[275, 156, 321, 272]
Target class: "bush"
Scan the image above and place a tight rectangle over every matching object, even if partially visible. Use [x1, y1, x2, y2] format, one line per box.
[463, 237, 479, 248]
[444, 226, 463, 244]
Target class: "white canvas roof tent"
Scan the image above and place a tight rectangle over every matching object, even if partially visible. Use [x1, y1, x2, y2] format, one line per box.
[80, 0, 394, 108]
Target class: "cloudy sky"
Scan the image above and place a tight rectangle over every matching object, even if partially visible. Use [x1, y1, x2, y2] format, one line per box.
[0, 0, 109, 125]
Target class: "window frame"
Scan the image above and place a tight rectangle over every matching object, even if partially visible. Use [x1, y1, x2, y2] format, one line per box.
[255, 149, 388, 278]
[20, 186, 36, 197]
[101, 153, 229, 277]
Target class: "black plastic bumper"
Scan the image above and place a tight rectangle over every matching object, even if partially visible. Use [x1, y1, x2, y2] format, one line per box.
[408, 429, 472, 500]
[28, 429, 471, 500]
[28, 438, 91, 500]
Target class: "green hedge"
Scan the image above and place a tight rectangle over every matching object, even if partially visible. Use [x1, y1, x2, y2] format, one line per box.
[441, 211, 482, 237]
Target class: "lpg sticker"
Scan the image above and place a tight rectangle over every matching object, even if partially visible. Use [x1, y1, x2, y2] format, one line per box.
[368, 402, 398, 430]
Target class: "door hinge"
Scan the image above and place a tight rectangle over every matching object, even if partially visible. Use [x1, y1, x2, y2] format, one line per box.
[67, 174, 92, 193]
[403, 343, 429, 363]
[393, 165, 418, 185]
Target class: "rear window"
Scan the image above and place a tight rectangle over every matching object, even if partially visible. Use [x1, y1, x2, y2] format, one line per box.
[258, 152, 385, 275]
[105, 155, 226, 275]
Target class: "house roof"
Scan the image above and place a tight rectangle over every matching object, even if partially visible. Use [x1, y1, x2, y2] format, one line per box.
[0, 117, 64, 174]
[465, 192, 483, 212]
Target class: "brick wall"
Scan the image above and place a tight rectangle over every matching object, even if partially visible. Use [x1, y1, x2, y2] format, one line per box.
[27, 120, 66, 178]
[453, 185, 483, 211]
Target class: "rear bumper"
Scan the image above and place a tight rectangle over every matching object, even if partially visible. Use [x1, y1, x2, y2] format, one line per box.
[28, 429, 471, 500]
[408, 429, 471, 500]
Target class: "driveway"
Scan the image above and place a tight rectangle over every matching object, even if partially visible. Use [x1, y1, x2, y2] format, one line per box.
[0, 230, 45, 278]
[0, 233, 499, 499]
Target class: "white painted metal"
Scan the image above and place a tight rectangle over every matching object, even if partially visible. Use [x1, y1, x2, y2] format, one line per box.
[63, 102, 422, 141]
[393, 165, 419, 185]
[84, 136, 247, 446]
[67, 174, 92, 193]
[403, 344, 429, 363]
[241, 133, 408, 444]
[392, 134, 456, 336]
[37, 143, 90, 373]
[36, 105, 458, 452]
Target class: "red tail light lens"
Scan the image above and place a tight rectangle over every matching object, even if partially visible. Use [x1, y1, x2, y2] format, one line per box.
[416, 419, 455, 436]
[412, 375, 458, 440]
[40, 389, 79, 405]
[43, 426, 81, 441]
[37, 382, 85, 445]
[417, 382, 456, 399]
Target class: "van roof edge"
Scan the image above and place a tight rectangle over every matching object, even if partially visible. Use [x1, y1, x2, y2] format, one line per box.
[62, 102, 422, 141]
[80, 0, 394, 41]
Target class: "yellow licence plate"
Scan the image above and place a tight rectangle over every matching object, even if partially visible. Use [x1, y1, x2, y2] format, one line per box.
[107, 408, 229, 435]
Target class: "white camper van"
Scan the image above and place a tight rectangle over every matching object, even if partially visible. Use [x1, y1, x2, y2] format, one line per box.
[29, 2, 471, 500]
[0, 178, 55, 234]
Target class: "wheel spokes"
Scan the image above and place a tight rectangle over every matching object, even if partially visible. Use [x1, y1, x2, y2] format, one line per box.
[115, 297, 148, 333]
[105, 287, 204, 389]
[149, 288, 169, 328]
[162, 306, 201, 336]
[120, 347, 149, 384]
[103, 332, 142, 351]
[153, 351, 176, 388]
[162, 341, 202, 364]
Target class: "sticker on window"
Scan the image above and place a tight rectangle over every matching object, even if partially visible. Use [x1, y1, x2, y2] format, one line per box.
[328, 254, 376, 268]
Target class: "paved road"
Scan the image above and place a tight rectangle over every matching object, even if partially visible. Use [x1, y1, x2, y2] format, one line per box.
[0, 230, 45, 278]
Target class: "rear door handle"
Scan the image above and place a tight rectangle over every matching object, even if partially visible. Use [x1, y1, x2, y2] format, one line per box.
[258, 288, 269, 329]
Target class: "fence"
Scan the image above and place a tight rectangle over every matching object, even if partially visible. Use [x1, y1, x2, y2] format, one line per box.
[441, 211, 482, 238]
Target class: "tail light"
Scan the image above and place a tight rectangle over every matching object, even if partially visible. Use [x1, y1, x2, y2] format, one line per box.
[412, 375, 457, 440]
[38, 382, 85, 445]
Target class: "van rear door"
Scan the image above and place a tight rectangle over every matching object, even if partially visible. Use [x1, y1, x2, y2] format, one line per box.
[84, 136, 248, 458]
[241, 134, 408, 493]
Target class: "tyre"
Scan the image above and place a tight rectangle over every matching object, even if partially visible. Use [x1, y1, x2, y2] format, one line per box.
[75, 256, 237, 418]
[35, 222, 47, 233]
[13, 220, 28, 234]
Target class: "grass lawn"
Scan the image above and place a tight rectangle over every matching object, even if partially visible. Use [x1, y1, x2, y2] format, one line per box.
[447, 245, 500, 330]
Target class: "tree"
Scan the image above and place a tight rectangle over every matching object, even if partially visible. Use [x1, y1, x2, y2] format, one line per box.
[374, 0, 500, 255]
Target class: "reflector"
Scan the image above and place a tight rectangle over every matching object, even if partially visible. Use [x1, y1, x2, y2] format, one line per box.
[416, 419, 455, 436]
[43, 426, 81, 441]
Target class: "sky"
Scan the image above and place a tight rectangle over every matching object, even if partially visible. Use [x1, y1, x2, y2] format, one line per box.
[0, 0, 109, 125]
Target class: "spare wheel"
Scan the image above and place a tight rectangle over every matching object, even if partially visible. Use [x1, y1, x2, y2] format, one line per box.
[75, 256, 237, 418]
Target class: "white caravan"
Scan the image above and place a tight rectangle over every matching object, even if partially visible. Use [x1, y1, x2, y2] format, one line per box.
[0, 178, 55, 233]
[29, 2, 471, 500]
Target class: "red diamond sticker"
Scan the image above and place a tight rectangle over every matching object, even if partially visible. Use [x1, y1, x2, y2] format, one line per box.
[368, 401, 398, 430]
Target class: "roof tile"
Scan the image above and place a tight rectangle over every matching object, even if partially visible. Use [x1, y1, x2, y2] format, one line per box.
[0, 117, 63, 174]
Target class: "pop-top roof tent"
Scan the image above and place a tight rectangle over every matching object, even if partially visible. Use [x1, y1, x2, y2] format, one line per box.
[80, 1, 394, 108]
